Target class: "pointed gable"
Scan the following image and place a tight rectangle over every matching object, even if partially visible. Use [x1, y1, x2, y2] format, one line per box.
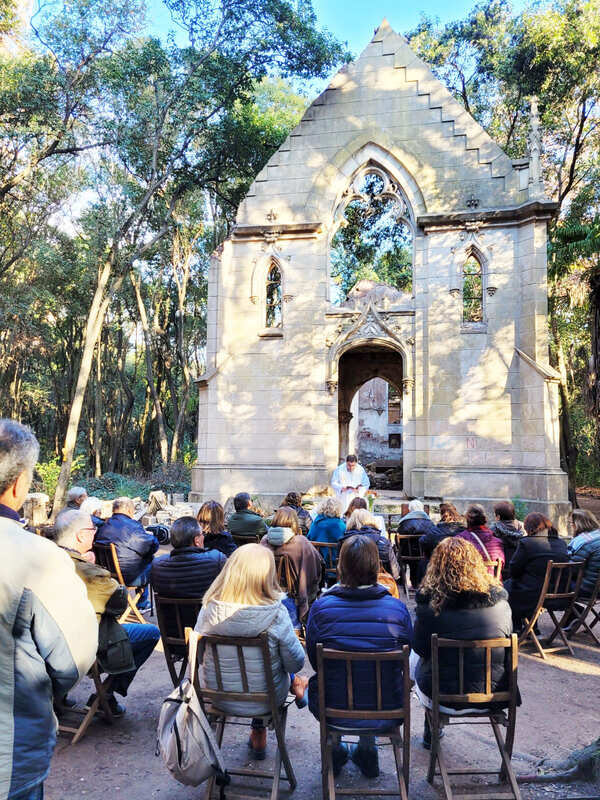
[237, 20, 527, 227]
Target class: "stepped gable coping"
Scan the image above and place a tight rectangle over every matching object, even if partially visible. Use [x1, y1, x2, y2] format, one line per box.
[418, 199, 558, 231]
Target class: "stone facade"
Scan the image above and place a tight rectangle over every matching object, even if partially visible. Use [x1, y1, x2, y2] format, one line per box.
[191, 20, 570, 524]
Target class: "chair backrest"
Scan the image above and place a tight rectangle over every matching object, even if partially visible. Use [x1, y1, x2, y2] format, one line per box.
[538, 560, 585, 605]
[431, 634, 518, 708]
[310, 541, 337, 572]
[484, 559, 503, 580]
[231, 532, 261, 547]
[275, 552, 300, 599]
[93, 541, 125, 584]
[194, 631, 278, 714]
[394, 534, 423, 561]
[155, 595, 203, 654]
[316, 644, 411, 724]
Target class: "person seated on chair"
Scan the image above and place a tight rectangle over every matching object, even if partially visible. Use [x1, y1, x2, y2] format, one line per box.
[504, 512, 569, 631]
[456, 504, 505, 577]
[81, 495, 106, 533]
[94, 496, 159, 611]
[197, 500, 237, 557]
[418, 502, 465, 578]
[151, 516, 226, 598]
[227, 492, 268, 540]
[54, 509, 160, 717]
[195, 543, 308, 760]
[306, 535, 413, 778]
[568, 509, 600, 599]
[489, 501, 525, 572]
[281, 491, 312, 535]
[413, 537, 513, 749]
[65, 485, 88, 510]
[343, 495, 387, 535]
[397, 499, 438, 589]
[262, 506, 324, 623]
[307, 495, 346, 558]
[341, 508, 400, 581]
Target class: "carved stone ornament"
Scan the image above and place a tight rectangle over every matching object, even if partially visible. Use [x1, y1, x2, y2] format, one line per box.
[326, 380, 338, 396]
[449, 288, 461, 298]
[406, 336, 415, 347]
[459, 222, 483, 242]
[250, 295, 258, 304]
[283, 294, 294, 303]
[487, 286, 498, 296]
[262, 229, 281, 245]
[266, 209, 278, 222]
[466, 194, 480, 209]
[339, 410, 353, 424]
[402, 378, 415, 396]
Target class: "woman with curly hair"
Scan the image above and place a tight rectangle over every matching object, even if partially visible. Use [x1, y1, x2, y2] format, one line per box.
[413, 537, 512, 748]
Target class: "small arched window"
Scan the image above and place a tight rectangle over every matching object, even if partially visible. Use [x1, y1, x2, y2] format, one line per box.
[265, 263, 282, 328]
[462, 255, 483, 323]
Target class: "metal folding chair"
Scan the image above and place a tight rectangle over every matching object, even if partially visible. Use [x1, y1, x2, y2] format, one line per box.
[155, 595, 203, 685]
[316, 644, 411, 800]
[190, 630, 296, 800]
[426, 634, 521, 800]
[519, 560, 585, 658]
[93, 541, 150, 624]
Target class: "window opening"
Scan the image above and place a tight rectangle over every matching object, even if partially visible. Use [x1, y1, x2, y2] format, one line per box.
[388, 383, 402, 424]
[266, 263, 282, 328]
[330, 167, 413, 305]
[462, 255, 483, 323]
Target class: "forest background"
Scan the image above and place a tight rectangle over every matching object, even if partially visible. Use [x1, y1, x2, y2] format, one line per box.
[0, 0, 598, 510]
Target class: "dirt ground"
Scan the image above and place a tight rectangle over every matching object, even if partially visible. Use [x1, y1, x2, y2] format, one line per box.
[47, 600, 600, 800]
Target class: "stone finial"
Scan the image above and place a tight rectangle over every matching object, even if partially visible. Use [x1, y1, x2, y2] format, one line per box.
[528, 96, 545, 200]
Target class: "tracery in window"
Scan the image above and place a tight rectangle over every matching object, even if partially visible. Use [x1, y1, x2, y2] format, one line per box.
[462, 255, 483, 323]
[265, 263, 282, 328]
[330, 166, 413, 305]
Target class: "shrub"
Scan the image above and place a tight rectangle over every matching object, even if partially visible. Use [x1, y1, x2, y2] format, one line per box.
[35, 455, 85, 501]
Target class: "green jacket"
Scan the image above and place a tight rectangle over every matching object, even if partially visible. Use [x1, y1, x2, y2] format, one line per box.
[227, 508, 268, 538]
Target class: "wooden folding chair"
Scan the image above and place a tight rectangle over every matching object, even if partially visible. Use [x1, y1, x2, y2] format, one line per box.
[310, 541, 338, 585]
[519, 560, 585, 658]
[190, 630, 296, 800]
[426, 634, 521, 800]
[93, 542, 150, 624]
[562, 569, 600, 647]
[316, 644, 411, 800]
[484, 560, 503, 580]
[393, 534, 423, 597]
[57, 660, 115, 745]
[155, 595, 203, 686]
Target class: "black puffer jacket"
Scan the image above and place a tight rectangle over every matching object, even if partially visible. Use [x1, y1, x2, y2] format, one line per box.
[95, 513, 159, 585]
[420, 522, 464, 559]
[151, 546, 226, 599]
[397, 511, 438, 538]
[413, 585, 513, 708]
[340, 526, 400, 579]
[505, 533, 569, 619]
[204, 531, 237, 557]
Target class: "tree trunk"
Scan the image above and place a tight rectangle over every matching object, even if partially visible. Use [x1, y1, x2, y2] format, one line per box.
[130, 272, 169, 464]
[550, 311, 579, 507]
[94, 341, 102, 477]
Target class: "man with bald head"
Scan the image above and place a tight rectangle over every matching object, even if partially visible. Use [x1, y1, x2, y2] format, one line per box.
[95, 496, 159, 610]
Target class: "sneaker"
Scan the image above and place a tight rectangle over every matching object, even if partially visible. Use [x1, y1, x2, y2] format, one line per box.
[332, 743, 349, 777]
[351, 744, 379, 778]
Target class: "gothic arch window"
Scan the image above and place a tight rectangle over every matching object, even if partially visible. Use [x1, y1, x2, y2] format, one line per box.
[265, 262, 282, 328]
[329, 165, 413, 305]
[462, 254, 484, 323]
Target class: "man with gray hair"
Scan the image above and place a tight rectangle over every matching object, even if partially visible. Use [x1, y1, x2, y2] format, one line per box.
[66, 485, 88, 510]
[95, 496, 159, 611]
[0, 419, 97, 799]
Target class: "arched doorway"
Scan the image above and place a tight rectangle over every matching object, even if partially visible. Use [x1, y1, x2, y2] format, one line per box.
[338, 344, 404, 488]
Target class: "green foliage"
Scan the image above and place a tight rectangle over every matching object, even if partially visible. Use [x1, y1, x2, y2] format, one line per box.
[36, 455, 85, 500]
[510, 496, 528, 521]
[81, 472, 152, 500]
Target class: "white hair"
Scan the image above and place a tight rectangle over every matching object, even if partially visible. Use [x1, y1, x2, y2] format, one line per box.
[54, 509, 91, 550]
[113, 496, 135, 515]
[408, 499, 424, 513]
[0, 419, 39, 495]
[80, 496, 102, 516]
[316, 496, 343, 518]
[66, 486, 87, 504]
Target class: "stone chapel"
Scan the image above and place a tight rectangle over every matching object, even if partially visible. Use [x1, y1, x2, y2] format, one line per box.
[191, 19, 570, 523]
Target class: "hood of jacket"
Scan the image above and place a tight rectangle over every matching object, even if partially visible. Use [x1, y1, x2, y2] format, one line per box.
[266, 526, 295, 547]
[325, 583, 391, 602]
[416, 584, 508, 610]
[400, 510, 429, 522]
[492, 520, 524, 541]
[200, 598, 282, 636]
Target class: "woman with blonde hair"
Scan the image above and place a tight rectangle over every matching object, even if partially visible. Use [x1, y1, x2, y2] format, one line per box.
[413, 537, 512, 748]
[196, 500, 236, 557]
[341, 508, 400, 580]
[196, 544, 307, 760]
[307, 496, 346, 546]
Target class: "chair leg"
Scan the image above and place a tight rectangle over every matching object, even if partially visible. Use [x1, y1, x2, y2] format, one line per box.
[272, 706, 296, 794]
[546, 610, 575, 655]
[426, 710, 437, 784]
[204, 716, 226, 800]
[490, 717, 521, 800]
[391, 731, 409, 800]
[520, 612, 547, 659]
[324, 734, 337, 800]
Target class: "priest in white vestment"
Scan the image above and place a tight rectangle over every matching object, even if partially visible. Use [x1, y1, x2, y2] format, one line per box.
[331, 454, 370, 512]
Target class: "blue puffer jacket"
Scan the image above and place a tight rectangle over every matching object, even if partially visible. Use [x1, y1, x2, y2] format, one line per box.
[151, 546, 226, 599]
[95, 513, 159, 585]
[306, 584, 413, 730]
[568, 530, 600, 597]
[307, 515, 346, 545]
[0, 517, 98, 798]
